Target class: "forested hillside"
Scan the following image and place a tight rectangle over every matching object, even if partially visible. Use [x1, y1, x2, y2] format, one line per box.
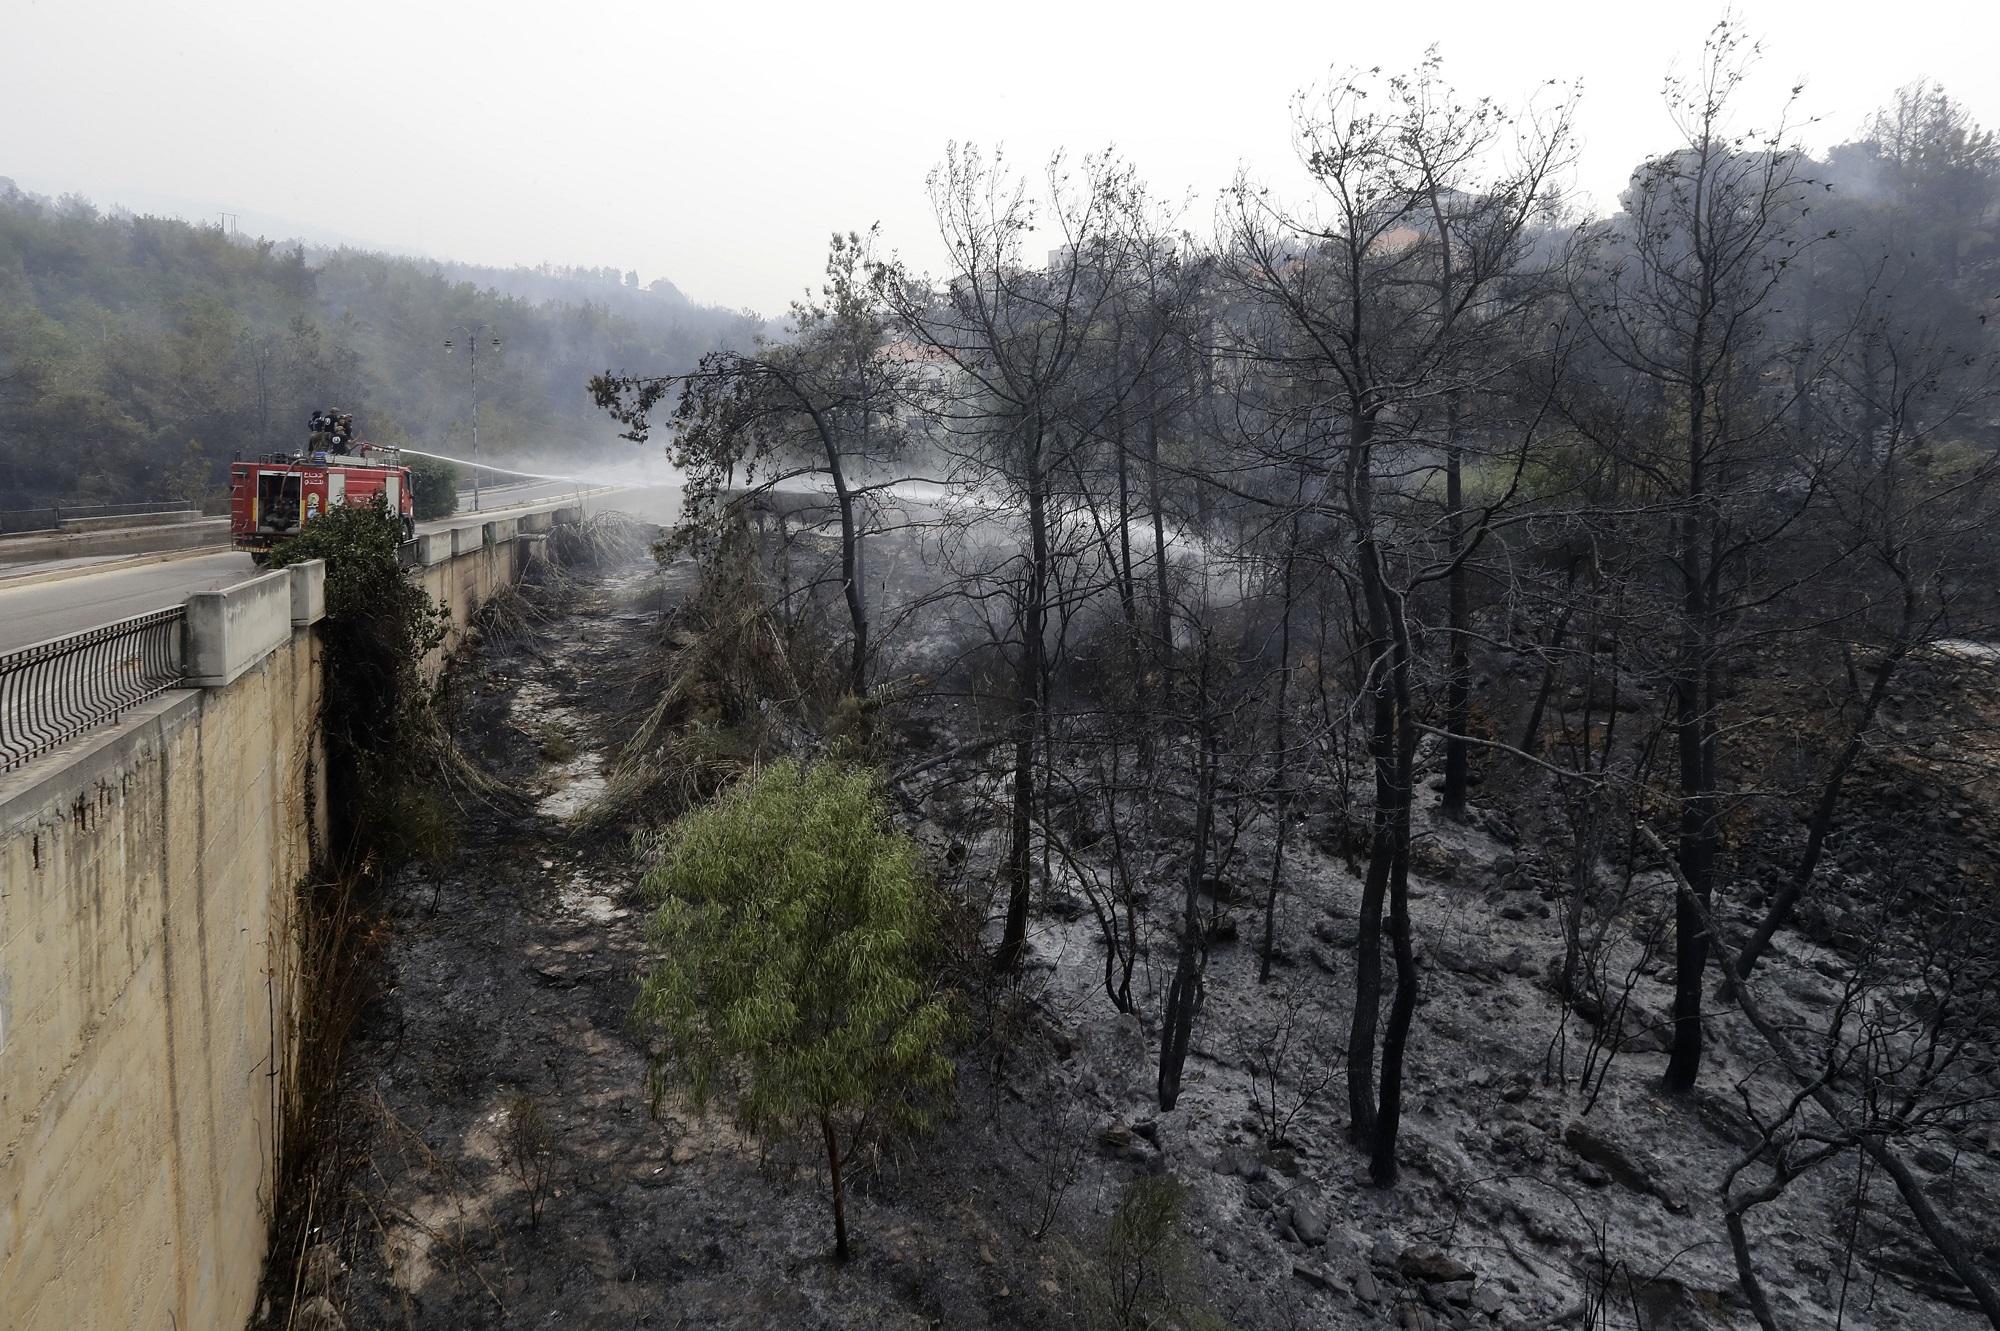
[0, 181, 758, 505]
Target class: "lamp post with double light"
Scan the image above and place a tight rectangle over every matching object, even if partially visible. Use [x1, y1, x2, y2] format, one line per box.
[445, 323, 500, 510]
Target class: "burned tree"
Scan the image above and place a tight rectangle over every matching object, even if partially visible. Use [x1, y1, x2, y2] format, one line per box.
[874, 147, 1135, 972]
[594, 230, 907, 701]
[1565, 21, 1827, 1092]
[1221, 54, 1571, 1183]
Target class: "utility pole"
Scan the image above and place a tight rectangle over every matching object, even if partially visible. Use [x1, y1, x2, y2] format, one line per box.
[445, 323, 500, 510]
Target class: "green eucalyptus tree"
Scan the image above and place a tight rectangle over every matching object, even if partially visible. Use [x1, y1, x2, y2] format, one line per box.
[634, 759, 955, 1262]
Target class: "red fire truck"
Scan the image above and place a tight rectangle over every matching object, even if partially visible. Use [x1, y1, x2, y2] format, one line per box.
[230, 434, 417, 563]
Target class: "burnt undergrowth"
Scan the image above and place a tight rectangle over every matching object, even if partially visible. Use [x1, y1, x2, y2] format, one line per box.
[253, 510, 650, 1331]
[571, 521, 848, 842]
[281, 523, 1188, 1330]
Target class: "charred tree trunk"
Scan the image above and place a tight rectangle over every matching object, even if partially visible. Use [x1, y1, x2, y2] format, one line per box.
[1114, 403, 1140, 663]
[1862, 1138, 2000, 1327]
[1158, 634, 1216, 1110]
[1664, 350, 1717, 1095]
[1097, 741, 1140, 1015]
[820, 1111, 849, 1262]
[1260, 526, 1300, 983]
[789, 382, 870, 701]
[1441, 397, 1472, 820]
[1345, 409, 1397, 1147]
[1369, 590, 1421, 1184]
[831, 472, 868, 701]
[997, 436, 1049, 972]
[1111, 328, 1142, 664]
[1145, 394, 1173, 681]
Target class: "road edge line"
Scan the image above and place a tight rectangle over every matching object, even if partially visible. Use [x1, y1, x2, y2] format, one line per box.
[0, 544, 237, 591]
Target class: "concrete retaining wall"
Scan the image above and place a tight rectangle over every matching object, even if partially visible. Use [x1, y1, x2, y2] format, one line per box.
[0, 625, 324, 1331]
[410, 504, 584, 671]
[0, 506, 580, 1331]
[0, 519, 232, 569]
[416, 519, 527, 672]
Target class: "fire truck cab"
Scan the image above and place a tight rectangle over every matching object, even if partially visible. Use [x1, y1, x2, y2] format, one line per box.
[231, 438, 417, 563]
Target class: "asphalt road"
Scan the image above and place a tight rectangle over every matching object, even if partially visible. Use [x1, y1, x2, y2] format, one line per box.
[0, 551, 255, 651]
[0, 483, 615, 654]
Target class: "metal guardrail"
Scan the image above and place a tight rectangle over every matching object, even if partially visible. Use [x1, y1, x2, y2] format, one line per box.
[0, 507, 61, 535]
[0, 491, 604, 771]
[0, 500, 202, 535]
[0, 607, 187, 772]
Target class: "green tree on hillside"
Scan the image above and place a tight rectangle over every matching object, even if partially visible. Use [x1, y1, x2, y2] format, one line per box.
[408, 456, 460, 520]
[0, 181, 752, 504]
[633, 759, 955, 1261]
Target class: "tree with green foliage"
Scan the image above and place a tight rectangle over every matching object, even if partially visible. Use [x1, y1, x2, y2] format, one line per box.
[634, 758, 954, 1261]
[0, 181, 754, 505]
[408, 455, 461, 520]
[269, 498, 450, 870]
[593, 229, 908, 701]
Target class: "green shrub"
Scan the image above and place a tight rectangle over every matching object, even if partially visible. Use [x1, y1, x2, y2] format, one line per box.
[408, 456, 460, 520]
[270, 499, 451, 871]
[1068, 1174, 1228, 1330]
[634, 758, 955, 1260]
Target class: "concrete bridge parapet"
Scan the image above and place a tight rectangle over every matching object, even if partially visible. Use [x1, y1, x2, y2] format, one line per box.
[417, 531, 454, 566]
[184, 569, 298, 687]
[288, 559, 326, 626]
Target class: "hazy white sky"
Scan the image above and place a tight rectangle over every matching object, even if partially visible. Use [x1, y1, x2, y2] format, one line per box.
[4, 0, 1995, 315]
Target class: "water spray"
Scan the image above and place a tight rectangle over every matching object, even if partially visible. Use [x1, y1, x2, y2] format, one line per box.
[393, 446, 657, 518]
[394, 445, 620, 488]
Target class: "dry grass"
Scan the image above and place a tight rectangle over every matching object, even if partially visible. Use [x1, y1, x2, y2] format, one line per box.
[573, 540, 837, 838]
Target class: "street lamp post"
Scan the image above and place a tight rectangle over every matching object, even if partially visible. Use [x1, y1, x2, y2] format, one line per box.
[445, 324, 500, 510]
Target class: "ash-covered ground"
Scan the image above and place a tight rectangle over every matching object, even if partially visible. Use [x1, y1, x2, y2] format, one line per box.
[282, 541, 1998, 1331]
